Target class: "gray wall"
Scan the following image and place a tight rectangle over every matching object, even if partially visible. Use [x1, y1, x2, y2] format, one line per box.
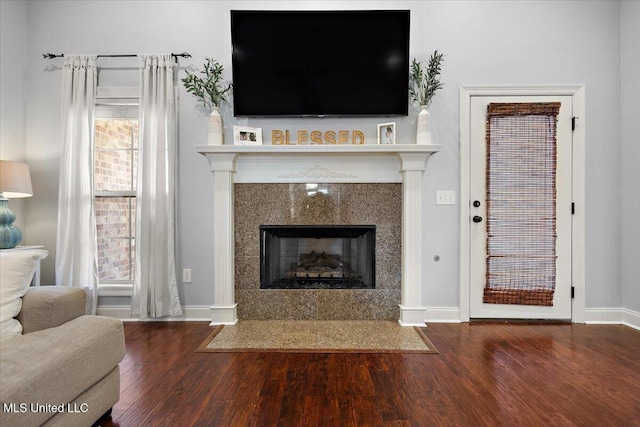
[1, 0, 28, 233]
[621, 0, 640, 313]
[13, 0, 633, 313]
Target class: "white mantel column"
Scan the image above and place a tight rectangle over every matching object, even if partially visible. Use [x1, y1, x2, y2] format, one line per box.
[206, 153, 238, 325]
[398, 152, 431, 326]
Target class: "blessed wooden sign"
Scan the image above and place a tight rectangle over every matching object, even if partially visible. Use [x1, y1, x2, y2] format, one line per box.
[272, 130, 365, 145]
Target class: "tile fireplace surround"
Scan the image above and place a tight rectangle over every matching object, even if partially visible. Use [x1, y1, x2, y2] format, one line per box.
[197, 145, 440, 326]
[236, 183, 399, 319]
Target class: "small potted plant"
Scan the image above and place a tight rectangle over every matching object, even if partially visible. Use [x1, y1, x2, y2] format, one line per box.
[182, 58, 232, 145]
[409, 50, 444, 145]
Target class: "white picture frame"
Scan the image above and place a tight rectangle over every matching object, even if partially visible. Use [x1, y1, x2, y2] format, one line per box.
[377, 122, 396, 145]
[233, 126, 263, 145]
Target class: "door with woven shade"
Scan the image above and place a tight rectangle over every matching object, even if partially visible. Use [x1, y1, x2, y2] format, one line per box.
[469, 96, 572, 319]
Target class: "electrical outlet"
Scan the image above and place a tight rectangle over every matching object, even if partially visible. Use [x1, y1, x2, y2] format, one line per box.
[436, 190, 456, 205]
[182, 268, 192, 283]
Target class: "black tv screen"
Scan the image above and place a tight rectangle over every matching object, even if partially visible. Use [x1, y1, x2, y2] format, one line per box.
[231, 10, 410, 117]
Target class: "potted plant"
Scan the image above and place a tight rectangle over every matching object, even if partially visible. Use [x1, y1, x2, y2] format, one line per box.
[409, 50, 445, 145]
[182, 58, 232, 145]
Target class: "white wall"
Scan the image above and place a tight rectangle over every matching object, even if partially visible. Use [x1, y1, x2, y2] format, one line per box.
[621, 0, 640, 313]
[1, 0, 28, 234]
[20, 1, 626, 315]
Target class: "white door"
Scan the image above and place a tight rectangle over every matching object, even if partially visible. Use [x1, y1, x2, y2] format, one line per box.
[469, 96, 573, 319]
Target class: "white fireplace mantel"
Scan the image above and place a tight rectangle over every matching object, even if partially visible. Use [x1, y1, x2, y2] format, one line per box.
[196, 144, 440, 326]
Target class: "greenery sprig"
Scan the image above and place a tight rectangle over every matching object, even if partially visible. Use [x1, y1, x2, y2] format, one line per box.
[409, 50, 445, 108]
[181, 58, 232, 110]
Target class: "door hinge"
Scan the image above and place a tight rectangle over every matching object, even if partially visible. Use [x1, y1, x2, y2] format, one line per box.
[571, 202, 575, 215]
[571, 286, 575, 299]
[572, 117, 577, 131]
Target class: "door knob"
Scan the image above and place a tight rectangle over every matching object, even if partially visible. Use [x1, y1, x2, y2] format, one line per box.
[472, 215, 483, 223]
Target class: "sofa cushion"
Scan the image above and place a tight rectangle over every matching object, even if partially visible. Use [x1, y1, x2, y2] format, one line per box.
[18, 287, 87, 334]
[0, 315, 125, 426]
[0, 249, 48, 342]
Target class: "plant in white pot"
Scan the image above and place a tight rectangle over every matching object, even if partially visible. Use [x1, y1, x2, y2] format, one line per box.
[409, 50, 445, 145]
[182, 58, 232, 145]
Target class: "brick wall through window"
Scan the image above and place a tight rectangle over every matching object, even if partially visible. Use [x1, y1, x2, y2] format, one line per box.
[95, 119, 138, 282]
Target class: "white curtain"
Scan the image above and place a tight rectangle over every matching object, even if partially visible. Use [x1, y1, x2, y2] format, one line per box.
[131, 54, 182, 319]
[56, 55, 98, 314]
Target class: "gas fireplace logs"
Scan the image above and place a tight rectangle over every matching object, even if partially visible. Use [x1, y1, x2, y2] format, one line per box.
[285, 251, 358, 279]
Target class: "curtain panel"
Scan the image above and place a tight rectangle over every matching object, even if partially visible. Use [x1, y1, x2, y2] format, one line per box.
[55, 55, 99, 314]
[131, 54, 182, 319]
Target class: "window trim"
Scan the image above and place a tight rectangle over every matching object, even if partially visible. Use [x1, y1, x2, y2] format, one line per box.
[98, 283, 134, 297]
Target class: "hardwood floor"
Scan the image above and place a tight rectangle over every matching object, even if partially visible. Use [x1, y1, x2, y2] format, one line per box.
[102, 322, 640, 427]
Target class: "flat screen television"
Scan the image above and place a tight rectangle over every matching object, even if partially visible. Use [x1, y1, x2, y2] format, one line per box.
[230, 10, 410, 117]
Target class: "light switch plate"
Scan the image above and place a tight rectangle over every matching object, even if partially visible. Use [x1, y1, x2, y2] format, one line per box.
[436, 191, 456, 205]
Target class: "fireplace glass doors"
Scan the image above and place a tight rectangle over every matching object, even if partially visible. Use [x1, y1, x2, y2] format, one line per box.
[260, 225, 376, 289]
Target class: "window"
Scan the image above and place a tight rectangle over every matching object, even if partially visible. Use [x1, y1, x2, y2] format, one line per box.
[94, 88, 138, 294]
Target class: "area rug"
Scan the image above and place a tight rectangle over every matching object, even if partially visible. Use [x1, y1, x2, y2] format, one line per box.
[196, 320, 438, 353]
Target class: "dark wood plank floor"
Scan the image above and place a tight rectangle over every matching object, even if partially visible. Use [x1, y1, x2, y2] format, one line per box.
[101, 322, 640, 427]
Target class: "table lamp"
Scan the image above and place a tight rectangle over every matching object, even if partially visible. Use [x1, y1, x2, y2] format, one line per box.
[0, 160, 33, 249]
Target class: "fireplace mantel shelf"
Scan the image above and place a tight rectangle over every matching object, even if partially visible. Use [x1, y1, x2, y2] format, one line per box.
[197, 144, 441, 183]
[195, 144, 440, 155]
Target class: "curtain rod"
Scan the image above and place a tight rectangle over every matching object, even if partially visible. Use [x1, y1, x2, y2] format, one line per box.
[43, 52, 192, 62]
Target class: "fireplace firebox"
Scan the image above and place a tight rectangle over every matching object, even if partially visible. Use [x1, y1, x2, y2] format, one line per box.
[260, 225, 376, 289]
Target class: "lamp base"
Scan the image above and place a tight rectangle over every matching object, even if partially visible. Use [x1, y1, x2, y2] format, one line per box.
[0, 199, 22, 249]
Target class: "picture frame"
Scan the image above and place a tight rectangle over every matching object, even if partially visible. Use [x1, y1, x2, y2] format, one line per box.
[233, 126, 263, 145]
[377, 122, 396, 145]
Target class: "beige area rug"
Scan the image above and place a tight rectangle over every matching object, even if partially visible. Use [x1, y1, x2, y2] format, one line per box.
[196, 320, 438, 354]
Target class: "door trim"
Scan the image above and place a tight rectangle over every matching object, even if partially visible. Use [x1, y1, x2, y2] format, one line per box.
[459, 85, 586, 322]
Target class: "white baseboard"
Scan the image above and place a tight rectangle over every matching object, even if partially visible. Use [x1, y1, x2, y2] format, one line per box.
[584, 308, 622, 324]
[99, 305, 463, 323]
[97, 305, 211, 321]
[622, 308, 640, 330]
[97, 304, 639, 331]
[585, 307, 640, 331]
[424, 306, 640, 329]
[99, 305, 464, 324]
[425, 307, 461, 323]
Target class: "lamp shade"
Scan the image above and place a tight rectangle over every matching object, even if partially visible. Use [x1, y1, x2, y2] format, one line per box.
[0, 160, 33, 198]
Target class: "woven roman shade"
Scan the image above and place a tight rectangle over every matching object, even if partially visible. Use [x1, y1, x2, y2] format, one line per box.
[483, 102, 561, 306]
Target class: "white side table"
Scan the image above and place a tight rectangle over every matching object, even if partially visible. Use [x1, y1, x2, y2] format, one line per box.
[0, 245, 45, 286]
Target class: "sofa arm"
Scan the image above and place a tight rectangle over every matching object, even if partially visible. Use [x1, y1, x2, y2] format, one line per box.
[17, 287, 87, 334]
